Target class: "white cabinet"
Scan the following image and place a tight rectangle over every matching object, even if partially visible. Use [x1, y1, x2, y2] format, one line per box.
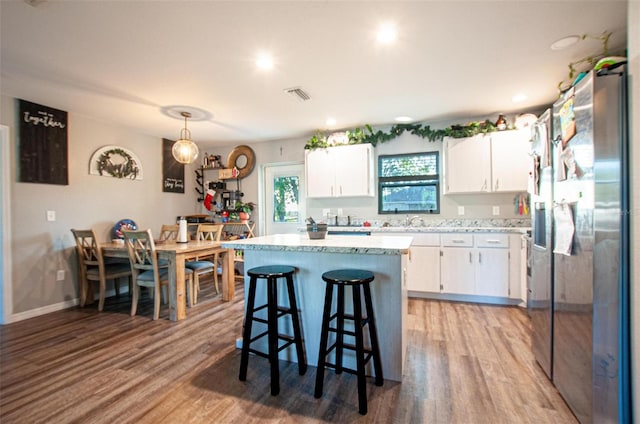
[443, 134, 491, 193]
[305, 144, 374, 198]
[439, 233, 510, 298]
[443, 129, 530, 194]
[440, 234, 475, 295]
[490, 129, 531, 192]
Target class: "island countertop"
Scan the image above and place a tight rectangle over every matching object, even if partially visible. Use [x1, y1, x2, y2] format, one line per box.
[221, 233, 412, 255]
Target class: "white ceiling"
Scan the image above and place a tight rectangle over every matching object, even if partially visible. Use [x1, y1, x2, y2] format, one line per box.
[0, 0, 628, 148]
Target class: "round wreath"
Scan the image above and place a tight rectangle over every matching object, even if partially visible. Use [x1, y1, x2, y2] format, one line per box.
[96, 148, 140, 179]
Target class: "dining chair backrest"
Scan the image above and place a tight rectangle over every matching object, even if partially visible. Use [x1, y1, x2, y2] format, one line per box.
[71, 228, 104, 274]
[122, 229, 161, 281]
[159, 224, 179, 241]
[196, 224, 224, 241]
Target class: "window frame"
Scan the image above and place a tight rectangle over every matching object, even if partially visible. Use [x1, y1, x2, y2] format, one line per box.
[377, 151, 441, 215]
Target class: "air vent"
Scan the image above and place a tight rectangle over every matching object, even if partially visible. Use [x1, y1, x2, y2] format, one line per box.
[284, 87, 311, 102]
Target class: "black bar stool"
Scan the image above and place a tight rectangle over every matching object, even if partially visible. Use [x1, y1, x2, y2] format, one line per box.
[238, 265, 307, 396]
[314, 269, 383, 415]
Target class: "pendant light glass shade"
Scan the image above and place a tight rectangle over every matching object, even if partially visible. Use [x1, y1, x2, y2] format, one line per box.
[172, 112, 199, 164]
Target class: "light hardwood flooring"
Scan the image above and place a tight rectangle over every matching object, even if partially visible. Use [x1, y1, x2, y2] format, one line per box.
[0, 279, 577, 423]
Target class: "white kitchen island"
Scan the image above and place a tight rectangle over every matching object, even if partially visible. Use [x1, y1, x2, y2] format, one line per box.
[221, 233, 412, 382]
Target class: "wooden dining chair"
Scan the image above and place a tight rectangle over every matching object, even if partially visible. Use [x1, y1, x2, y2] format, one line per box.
[185, 223, 224, 304]
[159, 224, 179, 241]
[71, 229, 132, 311]
[123, 229, 194, 320]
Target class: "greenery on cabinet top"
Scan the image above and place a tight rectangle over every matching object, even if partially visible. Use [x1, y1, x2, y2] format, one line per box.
[305, 120, 504, 150]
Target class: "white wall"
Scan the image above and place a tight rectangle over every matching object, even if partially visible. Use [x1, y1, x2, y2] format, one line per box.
[0, 95, 200, 318]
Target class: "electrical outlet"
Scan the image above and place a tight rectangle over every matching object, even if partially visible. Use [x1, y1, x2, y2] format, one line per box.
[56, 270, 65, 281]
[493, 206, 500, 216]
[457, 206, 465, 216]
[46, 210, 56, 222]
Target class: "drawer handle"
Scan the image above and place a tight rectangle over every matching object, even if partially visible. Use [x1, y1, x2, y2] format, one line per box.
[486, 240, 502, 244]
[452, 239, 466, 243]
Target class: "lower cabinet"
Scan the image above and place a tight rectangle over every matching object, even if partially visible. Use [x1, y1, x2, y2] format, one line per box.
[376, 230, 524, 305]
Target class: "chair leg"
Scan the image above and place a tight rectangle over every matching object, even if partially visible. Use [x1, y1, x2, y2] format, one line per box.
[285, 274, 307, 375]
[363, 283, 384, 386]
[267, 276, 280, 396]
[191, 273, 198, 305]
[130, 284, 139, 317]
[187, 274, 194, 307]
[239, 276, 258, 381]
[114, 278, 121, 297]
[352, 285, 368, 415]
[153, 284, 161, 320]
[98, 277, 106, 312]
[335, 285, 345, 374]
[79, 277, 88, 307]
[213, 254, 220, 293]
[314, 283, 334, 398]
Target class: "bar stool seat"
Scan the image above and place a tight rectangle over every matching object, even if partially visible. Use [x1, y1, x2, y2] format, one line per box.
[314, 268, 383, 415]
[239, 265, 307, 396]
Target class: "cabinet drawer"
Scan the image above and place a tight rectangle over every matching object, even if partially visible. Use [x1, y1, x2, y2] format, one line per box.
[475, 233, 509, 248]
[441, 233, 473, 247]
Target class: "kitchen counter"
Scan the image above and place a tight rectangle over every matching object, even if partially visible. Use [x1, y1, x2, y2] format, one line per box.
[325, 226, 530, 234]
[222, 233, 412, 254]
[222, 233, 410, 381]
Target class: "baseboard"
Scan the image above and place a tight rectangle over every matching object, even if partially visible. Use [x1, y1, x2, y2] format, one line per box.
[6, 287, 127, 324]
[9, 298, 80, 323]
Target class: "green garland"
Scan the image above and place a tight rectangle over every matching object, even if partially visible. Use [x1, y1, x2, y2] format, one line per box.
[97, 148, 140, 179]
[304, 120, 501, 150]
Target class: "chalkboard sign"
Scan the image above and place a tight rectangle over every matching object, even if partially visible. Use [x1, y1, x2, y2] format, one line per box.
[162, 138, 185, 193]
[18, 99, 68, 185]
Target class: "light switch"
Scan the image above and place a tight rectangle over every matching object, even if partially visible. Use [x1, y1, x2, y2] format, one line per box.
[457, 206, 465, 216]
[46, 210, 56, 222]
[493, 206, 500, 216]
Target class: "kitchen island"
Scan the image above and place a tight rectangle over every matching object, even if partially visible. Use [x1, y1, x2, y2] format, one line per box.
[222, 233, 412, 382]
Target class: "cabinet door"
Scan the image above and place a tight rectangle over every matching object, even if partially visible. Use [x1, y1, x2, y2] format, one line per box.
[490, 129, 530, 192]
[334, 144, 374, 197]
[475, 248, 509, 297]
[440, 247, 475, 294]
[444, 135, 491, 193]
[406, 246, 441, 292]
[305, 149, 334, 198]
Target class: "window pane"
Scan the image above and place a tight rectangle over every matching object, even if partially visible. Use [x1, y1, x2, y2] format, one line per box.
[380, 154, 437, 177]
[380, 184, 439, 213]
[273, 176, 300, 223]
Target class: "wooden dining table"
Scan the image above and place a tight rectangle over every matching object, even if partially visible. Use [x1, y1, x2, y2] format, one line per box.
[102, 240, 235, 321]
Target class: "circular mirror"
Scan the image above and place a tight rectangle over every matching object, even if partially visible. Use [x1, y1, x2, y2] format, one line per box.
[227, 145, 255, 178]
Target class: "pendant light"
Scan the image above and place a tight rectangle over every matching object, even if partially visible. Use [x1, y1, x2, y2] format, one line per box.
[172, 111, 199, 164]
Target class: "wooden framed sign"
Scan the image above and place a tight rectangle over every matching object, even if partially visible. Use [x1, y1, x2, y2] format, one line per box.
[18, 99, 68, 185]
[162, 138, 185, 193]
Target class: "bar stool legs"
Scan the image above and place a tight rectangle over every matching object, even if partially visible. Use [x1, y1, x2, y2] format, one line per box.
[314, 269, 383, 415]
[239, 265, 306, 396]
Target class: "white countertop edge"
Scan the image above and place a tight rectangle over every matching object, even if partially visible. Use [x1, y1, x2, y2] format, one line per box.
[221, 233, 412, 255]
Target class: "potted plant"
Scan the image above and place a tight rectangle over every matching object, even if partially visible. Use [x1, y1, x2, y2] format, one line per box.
[235, 201, 255, 223]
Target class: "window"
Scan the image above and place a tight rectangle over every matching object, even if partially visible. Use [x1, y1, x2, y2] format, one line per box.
[378, 152, 440, 214]
[273, 175, 300, 223]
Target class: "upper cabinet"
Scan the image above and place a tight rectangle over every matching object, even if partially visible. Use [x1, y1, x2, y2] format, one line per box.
[443, 128, 530, 194]
[305, 144, 375, 198]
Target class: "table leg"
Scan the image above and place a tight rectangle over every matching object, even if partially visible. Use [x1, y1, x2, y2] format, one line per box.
[164, 251, 187, 321]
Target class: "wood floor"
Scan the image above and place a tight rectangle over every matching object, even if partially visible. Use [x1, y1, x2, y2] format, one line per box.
[0, 279, 577, 423]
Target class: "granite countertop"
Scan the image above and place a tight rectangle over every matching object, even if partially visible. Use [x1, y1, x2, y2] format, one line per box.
[221, 233, 412, 255]
[326, 226, 531, 234]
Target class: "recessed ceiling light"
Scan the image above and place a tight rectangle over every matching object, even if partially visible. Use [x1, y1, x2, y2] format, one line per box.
[326, 117, 337, 127]
[394, 116, 413, 123]
[256, 53, 274, 70]
[377, 23, 397, 44]
[511, 93, 527, 103]
[550, 35, 580, 51]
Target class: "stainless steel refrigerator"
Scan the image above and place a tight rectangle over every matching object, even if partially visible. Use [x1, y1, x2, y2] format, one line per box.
[529, 108, 554, 380]
[550, 67, 630, 423]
